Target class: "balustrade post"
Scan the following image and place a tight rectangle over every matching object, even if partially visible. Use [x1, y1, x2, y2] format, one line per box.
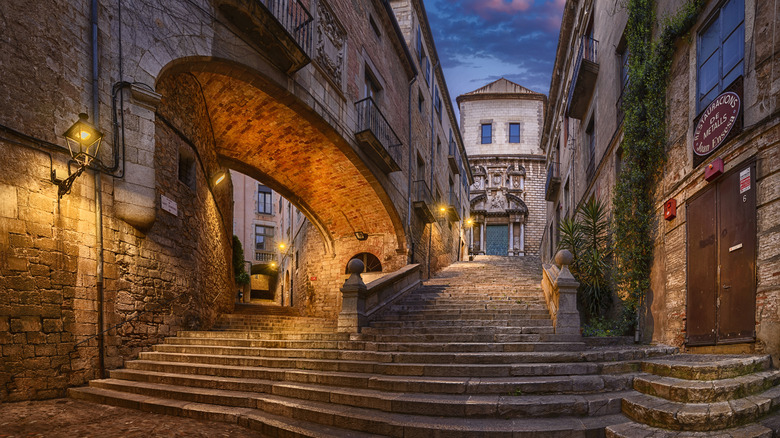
[338, 259, 367, 333]
[553, 250, 581, 335]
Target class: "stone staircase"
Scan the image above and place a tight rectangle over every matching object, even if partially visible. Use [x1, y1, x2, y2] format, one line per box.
[607, 354, 780, 437]
[70, 256, 680, 436]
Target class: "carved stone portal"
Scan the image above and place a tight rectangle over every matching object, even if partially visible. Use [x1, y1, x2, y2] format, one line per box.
[315, 0, 346, 87]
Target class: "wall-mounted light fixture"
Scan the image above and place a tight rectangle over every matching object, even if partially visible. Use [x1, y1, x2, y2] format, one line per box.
[354, 231, 368, 241]
[466, 218, 474, 226]
[212, 170, 227, 186]
[54, 113, 104, 198]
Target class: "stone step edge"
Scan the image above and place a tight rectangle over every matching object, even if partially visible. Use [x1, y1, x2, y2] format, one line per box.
[93, 377, 633, 418]
[605, 420, 774, 438]
[125, 359, 641, 388]
[641, 355, 772, 381]
[68, 386, 380, 438]
[112, 366, 635, 396]
[621, 385, 780, 431]
[69, 384, 630, 437]
[633, 370, 780, 403]
[162, 337, 586, 350]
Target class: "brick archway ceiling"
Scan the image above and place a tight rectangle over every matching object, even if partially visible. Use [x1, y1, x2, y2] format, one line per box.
[188, 70, 400, 250]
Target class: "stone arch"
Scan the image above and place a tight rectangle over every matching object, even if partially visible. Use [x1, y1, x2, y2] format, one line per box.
[154, 57, 406, 257]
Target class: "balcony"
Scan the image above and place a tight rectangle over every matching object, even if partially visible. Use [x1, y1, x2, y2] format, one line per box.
[412, 180, 435, 223]
[445, 191, 460, 222]
[355, 97, 403, 174]
[216, 0, 313, 74]
[447, 140, 461, 175]
[566, 36, 599, 120]
[254, 251, 277, 263]
[545, 161, 561, 202]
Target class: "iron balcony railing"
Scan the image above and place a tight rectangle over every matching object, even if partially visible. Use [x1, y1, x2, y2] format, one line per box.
[255, 251, 277, 262]
[448, 139, 462, 174]
[261, 0, 313, 55]
[566, 35, 599, 111]
[355, 97, 402, 160]
[545, 161, 561, 198]
[413, 180, 433, 205]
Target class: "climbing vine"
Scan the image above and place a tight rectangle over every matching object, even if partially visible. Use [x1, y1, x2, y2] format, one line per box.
[613, 0, 703, 325]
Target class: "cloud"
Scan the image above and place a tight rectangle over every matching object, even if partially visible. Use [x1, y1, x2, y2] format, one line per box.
[422, 0, 564, 117]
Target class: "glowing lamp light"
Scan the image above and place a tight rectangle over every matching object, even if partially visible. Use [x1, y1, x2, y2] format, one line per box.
[270, 262, 277, 269]
[63, 113, 103, 166]
[466, 218, 474, 226]
[54, 113, 104, 198]
[213, 170, 227, 186]
[439, 206, 447, 212]
[278, 242, 286, 250]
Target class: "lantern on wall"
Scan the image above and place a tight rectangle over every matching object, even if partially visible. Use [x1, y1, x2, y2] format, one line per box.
[54, 113, 104, 198]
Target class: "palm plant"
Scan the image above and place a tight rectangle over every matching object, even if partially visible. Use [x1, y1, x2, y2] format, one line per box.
[558, 198, 612, 320]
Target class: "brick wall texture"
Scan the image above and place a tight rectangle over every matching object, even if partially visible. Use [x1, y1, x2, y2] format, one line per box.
[543, 0, 780, 362]
[0, 0, 468, 400]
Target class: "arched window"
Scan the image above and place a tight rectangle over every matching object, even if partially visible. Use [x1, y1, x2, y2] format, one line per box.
[345, 252, 382, 274]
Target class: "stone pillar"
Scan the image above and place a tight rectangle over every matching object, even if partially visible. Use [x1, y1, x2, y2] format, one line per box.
[480, 223, 486, 254]
[554, 250, 581, 335]
[520, 223, 525, 255]
[114, 84, 162, 231]
[338, 259, 367, 333]
[508, 221, 514, 256]
[469, 225, 474, 249]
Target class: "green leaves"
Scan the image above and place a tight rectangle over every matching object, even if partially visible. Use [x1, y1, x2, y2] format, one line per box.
[232, 235, 251, 286]
[613, 0, 702, 320]
[558, 198, 613, 321]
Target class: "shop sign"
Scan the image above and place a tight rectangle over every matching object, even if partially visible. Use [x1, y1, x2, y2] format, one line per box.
[693, 91, 740, 156]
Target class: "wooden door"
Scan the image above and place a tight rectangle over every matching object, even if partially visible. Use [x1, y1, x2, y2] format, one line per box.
[686, 161, 756, 345]
[686, 186, 718, 346]
[717, 162, 756, 342]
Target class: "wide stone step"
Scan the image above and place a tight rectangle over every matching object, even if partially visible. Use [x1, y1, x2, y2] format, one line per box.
[368, 319, 554, 328]
[121, 361, 635, 394]
[352, 332, 583, 344]
[164, 337, 585, 352]
[621, 385, 780, 431]
[87, 377, 631, 418]
[633, 370, 780, 403]
[360, 326, 556, 335]
[640, 355, 772, 380]
[177, 331, 349, 341]
[68, 385, 629, 437]
[606, 421, 775, 437]
[68, 386, 380, 438]
[140, 349, 600, 366]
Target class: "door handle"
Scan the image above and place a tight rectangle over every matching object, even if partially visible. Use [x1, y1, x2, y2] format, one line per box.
[723, 284, 731, 289]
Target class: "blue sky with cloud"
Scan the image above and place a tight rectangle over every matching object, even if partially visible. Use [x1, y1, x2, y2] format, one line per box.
[422, 0, 564, 114]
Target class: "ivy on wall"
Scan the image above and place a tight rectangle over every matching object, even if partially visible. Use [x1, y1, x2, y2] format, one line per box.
[612, 0, 703, 324]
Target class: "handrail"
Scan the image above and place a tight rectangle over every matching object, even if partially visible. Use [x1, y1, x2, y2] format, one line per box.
[412, 179, 432, 204]
[566, 35, 599, 112]
[261, 0, 313, 55]
[545, 161, 560, 195]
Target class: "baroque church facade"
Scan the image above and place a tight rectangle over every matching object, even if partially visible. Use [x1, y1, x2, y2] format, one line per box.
[457, 79, 547, 257]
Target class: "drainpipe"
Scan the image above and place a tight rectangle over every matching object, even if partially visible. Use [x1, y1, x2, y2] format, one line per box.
[91, 0, 105, 379]
[407, 75, 417, 264]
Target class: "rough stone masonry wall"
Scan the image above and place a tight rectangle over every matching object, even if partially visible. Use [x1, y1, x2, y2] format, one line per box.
[0, 1, 235, 401]
[647, 0, 780, 362]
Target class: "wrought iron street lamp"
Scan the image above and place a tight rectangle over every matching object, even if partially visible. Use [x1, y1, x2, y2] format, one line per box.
[55, 113, 104, 198]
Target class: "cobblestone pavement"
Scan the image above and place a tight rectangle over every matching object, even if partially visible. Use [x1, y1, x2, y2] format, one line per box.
[0, 398, 261, 437]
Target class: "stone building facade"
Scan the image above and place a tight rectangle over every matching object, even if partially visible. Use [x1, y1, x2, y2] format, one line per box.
[542, 0, 780, 362]
[0, 0, 470, 401]
[457, 79, 547, 256]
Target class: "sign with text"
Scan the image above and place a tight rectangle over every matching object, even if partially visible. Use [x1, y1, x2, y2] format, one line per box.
[693, 91, 741, 156]
[161, 195, 178, 216]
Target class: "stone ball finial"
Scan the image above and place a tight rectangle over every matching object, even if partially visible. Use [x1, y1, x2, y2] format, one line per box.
[555, 249, 574, 267]
[347, 258, 365, 275]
